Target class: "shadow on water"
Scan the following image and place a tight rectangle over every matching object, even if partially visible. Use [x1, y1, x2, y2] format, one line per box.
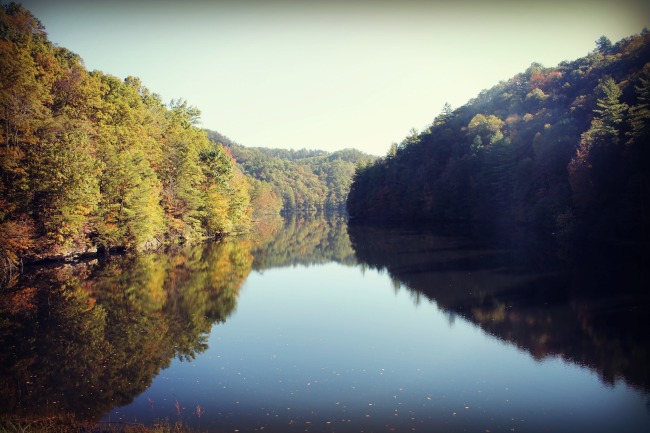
[0, 239, 253, 426]
[348, 222, 650, 394]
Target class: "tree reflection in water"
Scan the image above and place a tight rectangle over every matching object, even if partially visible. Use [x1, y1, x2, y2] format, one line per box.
[251, 212, 356, 269]
[2, 215, 649, 429]
[348, 223, 650, 394]
[0, 239, 252, 425]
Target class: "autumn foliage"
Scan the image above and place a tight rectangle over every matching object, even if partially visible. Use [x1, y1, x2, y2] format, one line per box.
[0, 3, 251, 275]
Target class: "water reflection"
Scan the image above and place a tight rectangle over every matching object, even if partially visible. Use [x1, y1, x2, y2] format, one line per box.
[251, 213, 356, 269]
[348, 223, 650, 394]
[0, 239, 252, 425]
[2, 214, 649, 431]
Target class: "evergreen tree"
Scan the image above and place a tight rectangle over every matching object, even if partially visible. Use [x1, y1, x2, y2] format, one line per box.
[627, 65, 650, 147]
[623, 65, 650, 237]
[595, 35, 613, 53]
[433, 102, 453, 126]
[569, 77, 628, 217]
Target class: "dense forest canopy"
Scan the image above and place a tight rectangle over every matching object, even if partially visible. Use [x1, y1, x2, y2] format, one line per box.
[348, 31, 650, 242]
[206, 129, 376, 215]
[0, 3, 251, 274]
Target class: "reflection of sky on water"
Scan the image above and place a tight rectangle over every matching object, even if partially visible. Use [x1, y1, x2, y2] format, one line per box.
[104, 263, 649, 433]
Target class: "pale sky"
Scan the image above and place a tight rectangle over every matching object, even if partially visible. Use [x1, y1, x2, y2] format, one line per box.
[15, 0, 650, 155]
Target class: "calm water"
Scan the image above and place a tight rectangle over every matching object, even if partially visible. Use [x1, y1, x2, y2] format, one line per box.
[1, 214, 649, 432]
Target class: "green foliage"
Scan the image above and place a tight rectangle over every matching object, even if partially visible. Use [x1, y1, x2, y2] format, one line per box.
[567, 77, 631, 236]
[348, 30, 650, 242]
[593, 77, 628, 136]
[627, 65, 650, 146]
[205, 129, 376, 214]
[595, 35, 613, 53]
[433, 102, 453, 126]
[0, 4, 252, 269]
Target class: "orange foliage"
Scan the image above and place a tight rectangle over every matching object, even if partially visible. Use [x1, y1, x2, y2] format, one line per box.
[505, 114, 521, 125]
[529, 70, 563, 91]
[222, 145, 236, 164]
[5, 286, 38, 315]
[0, 217, 36, 271]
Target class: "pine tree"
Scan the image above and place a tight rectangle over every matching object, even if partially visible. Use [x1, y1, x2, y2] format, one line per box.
[623, 65, 650, 236]
[568, 78, 628, 231]
[627, 65, 650, 148]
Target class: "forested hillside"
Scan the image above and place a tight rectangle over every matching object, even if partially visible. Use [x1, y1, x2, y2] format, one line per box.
[206, 130, 376, 214]
[0, 4, 250, 273]
[348, 32, 650, 242]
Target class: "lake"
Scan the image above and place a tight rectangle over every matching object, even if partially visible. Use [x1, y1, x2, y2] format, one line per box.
[1, 214, 649, 432]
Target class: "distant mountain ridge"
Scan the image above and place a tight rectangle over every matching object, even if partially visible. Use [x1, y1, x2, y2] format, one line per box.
[347, 31, 650, 242]
[206, 129, 376, 214]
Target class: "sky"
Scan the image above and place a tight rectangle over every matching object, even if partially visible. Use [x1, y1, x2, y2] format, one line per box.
[14, 0, 650, 156]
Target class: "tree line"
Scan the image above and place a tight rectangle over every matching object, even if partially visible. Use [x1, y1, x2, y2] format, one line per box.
[0, 3, 251, 275]
[348, 31, 650, 242]
[206, 129, 376, 215]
